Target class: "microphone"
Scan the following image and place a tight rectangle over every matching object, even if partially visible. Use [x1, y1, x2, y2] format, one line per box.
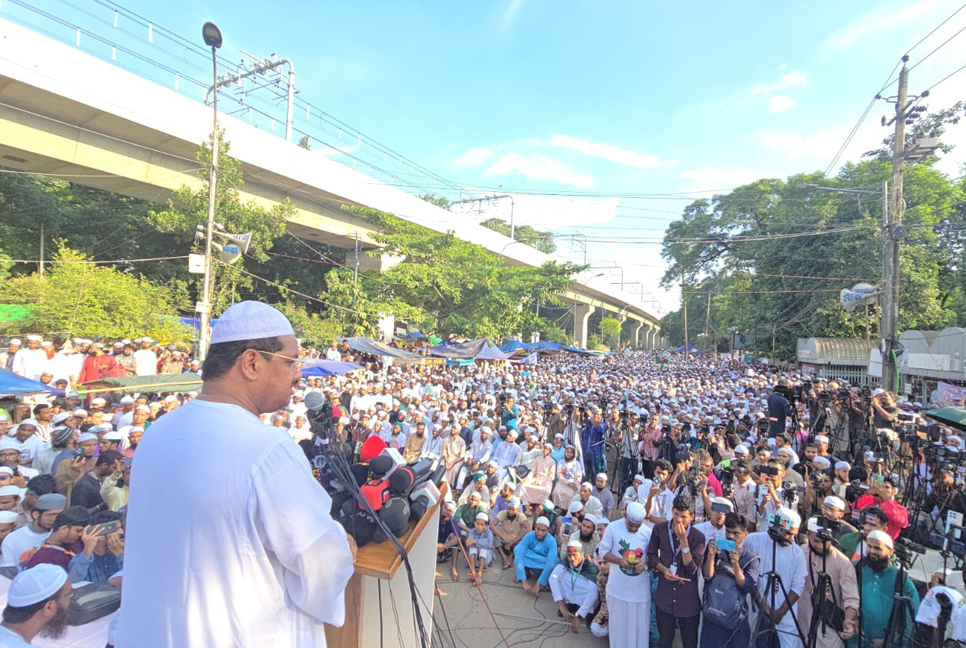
[303, 391, 328, 422]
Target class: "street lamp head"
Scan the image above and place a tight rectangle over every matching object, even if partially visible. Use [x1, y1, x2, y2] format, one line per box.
[202, 22, 223, 49]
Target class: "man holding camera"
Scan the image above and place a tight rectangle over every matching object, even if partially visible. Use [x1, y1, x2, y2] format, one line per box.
[767, 381, 795, 438]
[798, 517, 859, 648]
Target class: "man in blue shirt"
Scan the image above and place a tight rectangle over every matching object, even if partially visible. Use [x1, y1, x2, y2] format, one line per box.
[513, 516, 558, 596]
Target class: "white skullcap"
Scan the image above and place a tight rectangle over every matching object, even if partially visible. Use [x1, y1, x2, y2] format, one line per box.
[7, 564, 68, 607]
[815, 435, 829, 444]
[135, 405, 150, 413]
[26, 334, 41, 342]
[51, 413, 71, 426]
[868, 529, 893, 549]
[596, 472, 608, 480]
[77, 432, 98, 444]
[633, 474, 646, 483]
[823, 496, 846, 511]
[0, 510, 17, 524]
[0, 485, 20, 498]
[777, 447, 794, 457]
[210, 301, 295, 344]
[0, 438, 19, 452]
[835, 461, 851, 470]
[120, 396, 135, 405]
[102, 431, 123, 442]
[597, 518, 610, 527]
[8, 339, 20, 346]
[475, 512, 489, 522]
[584, 514, 597, 525]
[625, 502, 647, 524]
[777, 507, 801, 530]
[535, 516, 551, 528]
[90, 398, 106, 406]
[807, 517, 823, 534]
[734, 445, 749, 455]
[567, 537, 583, 550]
[0, 468, 11, 476]
[508, 496, 521, 508]
[712, 497, 734, 511]
[569, 500, 584, 513]
[813, 456, 831, 467]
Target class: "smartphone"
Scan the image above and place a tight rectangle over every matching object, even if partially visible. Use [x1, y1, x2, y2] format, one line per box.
[717, 538, 738, 552]
[87, 521, 120, 537]
[73, 448, 84, 458]
[561, 515, 572, 537]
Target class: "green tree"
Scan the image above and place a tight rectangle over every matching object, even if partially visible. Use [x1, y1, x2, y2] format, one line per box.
[480, 218, 557, 254]
[2, 245, 191, 342]
[147, 131, 296, 317]
[340, 205, 582, 340]
[599, 316, 622, 349]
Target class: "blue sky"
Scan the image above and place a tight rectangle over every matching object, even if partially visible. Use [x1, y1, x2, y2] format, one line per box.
[4, 0, 966, 315]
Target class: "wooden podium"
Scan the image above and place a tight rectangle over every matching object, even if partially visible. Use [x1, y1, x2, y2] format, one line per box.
[324, 483, 447, 648]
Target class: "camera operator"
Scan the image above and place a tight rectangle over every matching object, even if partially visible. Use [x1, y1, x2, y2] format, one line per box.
[922, 464, 966, 531]
[854, 531, 919, 648]
[871, 389, 899, 441]
[639, 414, 663, 480]
[819, 497, 857, 548]
[793, 442, 820, 482]
[756, 458, 798, 526]
[802, 462, 834, 520]
[581, 409, 607, 480]
[767, 380, 795, 438]
[854, 476, 907, 541]
[798, 517, 860, 648]
[497, 396, 519, 432]
[729, 460, 759, 527]
[775, 447, 805, 489]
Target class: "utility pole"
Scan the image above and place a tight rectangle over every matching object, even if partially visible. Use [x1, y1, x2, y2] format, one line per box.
[38, 223, 44, 279]
[704, 290, 711, 342]
[881, 58, 908, 394]
[683, 285, 690, 358]
[353, 231, 360, 303]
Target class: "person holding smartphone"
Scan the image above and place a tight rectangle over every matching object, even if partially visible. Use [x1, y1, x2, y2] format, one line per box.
[700, 512, 759, 648]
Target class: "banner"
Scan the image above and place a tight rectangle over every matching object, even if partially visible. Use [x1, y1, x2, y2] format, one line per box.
[214, 231, 252, 253]
[933, 381, 966, 406]
[218, 244, 243, 264]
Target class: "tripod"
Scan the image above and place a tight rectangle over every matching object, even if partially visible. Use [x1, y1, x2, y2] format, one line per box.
[750, 526, 809, 648]
[882, 558, 917, 648]
[805, 544, 842, 648]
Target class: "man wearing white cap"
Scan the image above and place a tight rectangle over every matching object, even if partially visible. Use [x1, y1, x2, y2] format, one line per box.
[11, 336, 47, 382]
[0, 339, 21, 373]
[513, 516, 558, 595]
[491, 496, 531, 570]
[119, 302, 356, 648]
[132, 338, 157, 377]
[549, 537, 600, 634]
[742, 507, 807, 648]
[598, 501, 652, 648]
[1, 493, 66, 571]
[695, 497, 733, 546]
[0, 563, 72, 645]
[855, 531, 919, 647]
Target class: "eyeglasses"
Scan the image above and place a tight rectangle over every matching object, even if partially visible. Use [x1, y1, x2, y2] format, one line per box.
[0, 475, 10, 481]
[260, 351, 307, 371]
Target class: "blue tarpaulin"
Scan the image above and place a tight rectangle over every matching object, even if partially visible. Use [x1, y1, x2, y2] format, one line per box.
[300, 360, 364, 377]
[673, 344, 698, 354]
[0, 369, 63, 398]
[429, 339, 513, 361]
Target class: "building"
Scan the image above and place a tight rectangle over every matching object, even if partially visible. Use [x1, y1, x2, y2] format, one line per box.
[797, 337, 876, 386]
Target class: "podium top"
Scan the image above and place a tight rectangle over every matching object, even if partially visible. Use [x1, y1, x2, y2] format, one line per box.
[353, 481, 449, 580]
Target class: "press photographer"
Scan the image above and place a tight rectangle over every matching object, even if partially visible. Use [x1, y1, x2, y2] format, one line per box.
[768, 380, 796, 438]
[798, 516, 859, 648]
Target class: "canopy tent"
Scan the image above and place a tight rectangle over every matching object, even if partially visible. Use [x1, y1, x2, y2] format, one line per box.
[925, 406, 966, 432]
[475, 343, 514, 361]
[510, 352, 539, 365]
[180, 316, 218, 332]
[499, 340, 562, 354]
[429, 339, 514, 361]
[673, 344, 698, 354]
[0, 369, 62, 398]
[499, 340, 531, 353]
[339, 337, 429, 364]
[76, 373, 203, 395]
[300, 360, 364, 377]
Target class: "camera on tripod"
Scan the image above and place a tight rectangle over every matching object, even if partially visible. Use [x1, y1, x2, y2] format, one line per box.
[809, 471, 828, 489]
[893, 536, 927, 567]
[765, 512, 795, 543]
[719, 467, 735, 497]
[845, 479, 869, 502]
[811, 515, 837, 542]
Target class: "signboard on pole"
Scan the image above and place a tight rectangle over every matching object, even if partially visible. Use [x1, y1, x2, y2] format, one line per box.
[188, 254, 205, 274]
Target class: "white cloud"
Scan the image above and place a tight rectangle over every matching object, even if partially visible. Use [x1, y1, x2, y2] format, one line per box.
[678, 167, 765, 190]
[768, 95, 797, 112]
[452, 147, 492, 169]
[768, 95, 798, 112]
[502, 0, 526, 31]
[485, 152, 596, 187]
[751, 71, 808, 95]
[822, 0, 937, 53]
[546, 135, 672, 168]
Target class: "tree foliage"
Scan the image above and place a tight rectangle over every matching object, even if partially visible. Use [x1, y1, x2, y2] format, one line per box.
[343, 205, 582, 340]
[598, 316, 622, 348]
[2, 245, 192, 342]
[659, 152, 966, 358]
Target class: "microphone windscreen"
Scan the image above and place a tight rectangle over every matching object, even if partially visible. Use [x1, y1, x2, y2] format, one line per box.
[380, 498, 410, 538]
[303, 391, 326, 413]
[389, 467, 414, 494]
[359, 436, 387, 463]
[369, 455, 394, 477]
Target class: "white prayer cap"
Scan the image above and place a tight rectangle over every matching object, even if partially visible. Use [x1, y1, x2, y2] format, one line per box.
[120, 396, 135, 405]
[568, 500, 584, 513]
[584, 514, 597, 525]
[0, 438, 19, 452]
[8, 339, 21, 346]
[823, 496, 846, 511]
[813, 456, 831, 468]
[475, 512, 489, 522]
[0, 468, 12, 476]
[40, 341, 52, 347]
[0, 485, 20, 498]
[807, 517, 823, 534]
[567, 538, 583, 550]
[597, 518, 610, 527]
[77, 432, 98, 444]
[164, 395, 178, 403]
[26, 334, 41, 342]
[90, 398, 107, 407]
[535, 516, 550, 528]
[625, 502, 647, 524]
[776, 507, 801, 530]
[868, 529, 893, 549]
[872, 388, 885, 397]
[835, 461, 851, 471]
[712, 497, 734, 511]
[135, 405, 150, 413]
[0, 511, 17, 524]
[7, 564, 68, 607]
[633, 474, 645, 483]
[102, 431, 123, 442]
[734, 445, 750, 455]
[777, 447, 794, 457]
[596, 472, 608, 481]
[815, 435, 829, 444]
[72, 408, 87, 417]
[210, 301, 295, 345]
[508, 496, 521, 508]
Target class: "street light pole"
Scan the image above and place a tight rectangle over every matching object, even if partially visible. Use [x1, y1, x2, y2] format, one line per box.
[198, 21, 223, 363]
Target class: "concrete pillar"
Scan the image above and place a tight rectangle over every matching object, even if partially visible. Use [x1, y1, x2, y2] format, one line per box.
[632, 320, 644, 348]
[573, 304, 596, 349]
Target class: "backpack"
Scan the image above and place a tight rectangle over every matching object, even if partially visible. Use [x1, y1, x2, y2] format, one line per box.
[703, 553, 760, 630]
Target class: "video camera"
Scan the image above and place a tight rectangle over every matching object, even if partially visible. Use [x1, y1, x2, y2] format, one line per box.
[765, 512, 796, 545]
[811, 515, 838, 542]
[893, 536, 927, 567]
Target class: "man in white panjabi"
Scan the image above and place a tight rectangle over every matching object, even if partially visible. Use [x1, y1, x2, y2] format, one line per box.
[117, 301, 357, 648]
[597, 501, 652, 648]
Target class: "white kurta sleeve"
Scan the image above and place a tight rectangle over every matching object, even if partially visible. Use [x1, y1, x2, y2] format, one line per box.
[252, 436, 356, 627]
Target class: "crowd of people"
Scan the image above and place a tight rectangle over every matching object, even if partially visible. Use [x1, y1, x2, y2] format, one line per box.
[0, 326, 965, 647]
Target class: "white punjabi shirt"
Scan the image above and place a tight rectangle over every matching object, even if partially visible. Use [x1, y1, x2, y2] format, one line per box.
[117, 399, 355, 648]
